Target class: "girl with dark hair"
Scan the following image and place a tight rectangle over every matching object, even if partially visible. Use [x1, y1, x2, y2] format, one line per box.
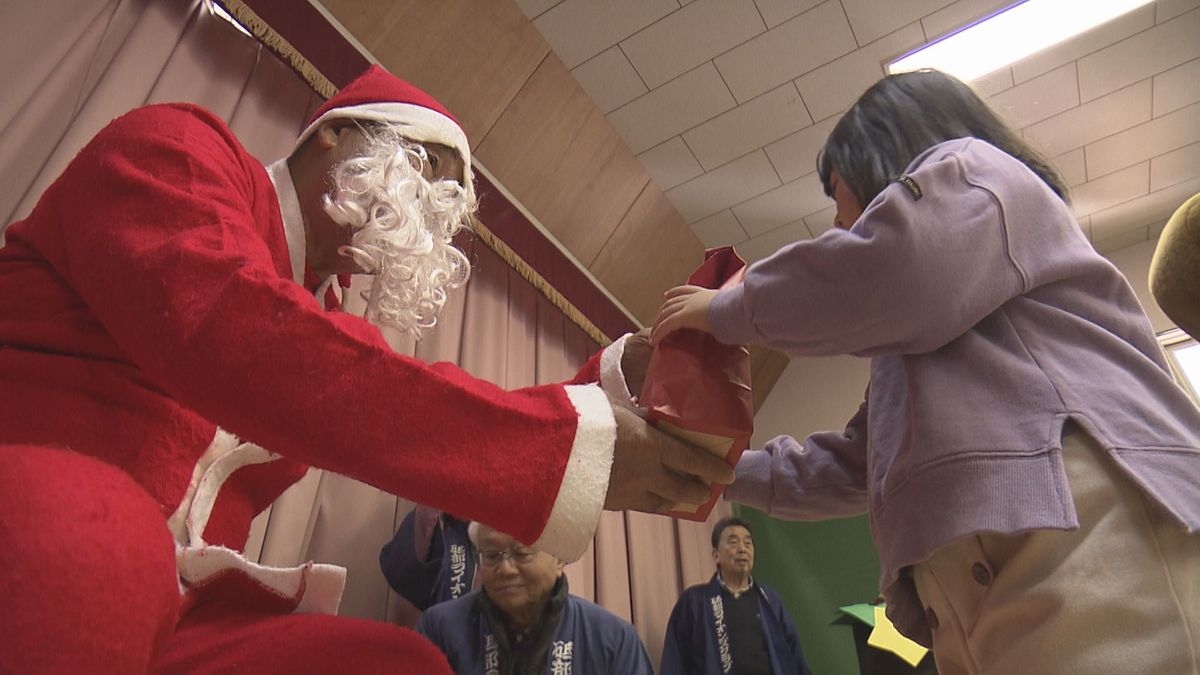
[652, 70, 1200, 674]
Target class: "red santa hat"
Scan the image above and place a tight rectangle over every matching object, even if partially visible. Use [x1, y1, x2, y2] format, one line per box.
[296, 64, 474, 201]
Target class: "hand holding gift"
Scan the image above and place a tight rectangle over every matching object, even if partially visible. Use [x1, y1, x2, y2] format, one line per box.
[651, 286, 718, 345]
[604, 396, 736, 513]
[643, 247, 755, 520]
[621, 327, 653, 400]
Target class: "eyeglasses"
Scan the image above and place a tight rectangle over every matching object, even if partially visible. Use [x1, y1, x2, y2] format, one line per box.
[477, 548, 538, 568]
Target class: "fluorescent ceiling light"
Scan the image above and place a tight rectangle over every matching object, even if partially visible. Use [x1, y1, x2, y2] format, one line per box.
[1170, 340, 1200, 402]
[887, 0, 1154, 82]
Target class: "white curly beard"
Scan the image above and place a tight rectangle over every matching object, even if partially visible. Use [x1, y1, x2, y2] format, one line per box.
[321, 126, 474, 338]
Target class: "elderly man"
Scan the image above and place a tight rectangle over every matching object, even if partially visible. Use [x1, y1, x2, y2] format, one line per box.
[0, 65, 731, 673]
[417, 522, 654, 674]
[661, 517, 812, 675]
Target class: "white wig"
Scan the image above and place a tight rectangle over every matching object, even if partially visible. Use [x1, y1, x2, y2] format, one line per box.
[323, 123, 473, 337]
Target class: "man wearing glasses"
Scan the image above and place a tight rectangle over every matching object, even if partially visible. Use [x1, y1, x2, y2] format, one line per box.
[416, 522, 653, 674]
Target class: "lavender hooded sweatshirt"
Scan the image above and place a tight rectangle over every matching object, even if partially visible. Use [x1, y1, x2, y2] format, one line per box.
[711, 138, 1200, 639]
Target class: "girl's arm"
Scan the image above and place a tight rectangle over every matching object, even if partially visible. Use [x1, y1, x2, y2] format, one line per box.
[724, 399, 869, 519]
[662, 141, 1065, 357]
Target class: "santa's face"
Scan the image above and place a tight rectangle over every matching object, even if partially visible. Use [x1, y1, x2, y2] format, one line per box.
[300, 121, 475, 337]
[416, 141, 465, 187]
[303, 126, 467, 276]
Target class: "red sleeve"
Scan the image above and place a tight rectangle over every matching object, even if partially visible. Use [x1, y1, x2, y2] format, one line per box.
[34, 105, 586, 547]
[571, 351, 603, 384]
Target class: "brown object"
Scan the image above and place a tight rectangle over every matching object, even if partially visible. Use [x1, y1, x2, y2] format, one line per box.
[1150, 192, 1200, 341]
[638, 247, 755, 521]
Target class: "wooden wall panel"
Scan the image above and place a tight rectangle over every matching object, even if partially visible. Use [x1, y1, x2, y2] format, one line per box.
[319, 0, 547, 141]
[589, 180, 704, 325]
[475, 53, 650, 267]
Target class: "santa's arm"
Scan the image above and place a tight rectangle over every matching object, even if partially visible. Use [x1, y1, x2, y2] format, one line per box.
[43, 105, 611, 560]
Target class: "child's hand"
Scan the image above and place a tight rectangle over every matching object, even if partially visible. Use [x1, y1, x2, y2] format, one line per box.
[651, 285, 718, 345]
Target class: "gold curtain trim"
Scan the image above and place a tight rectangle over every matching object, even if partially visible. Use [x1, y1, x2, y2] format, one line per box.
[221, 0, 335, 99]
[219, 0, 612, 347]
[467, 216, 611, 346]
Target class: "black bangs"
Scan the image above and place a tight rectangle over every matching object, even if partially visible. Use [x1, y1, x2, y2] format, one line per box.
[815, 70, 1069, 208]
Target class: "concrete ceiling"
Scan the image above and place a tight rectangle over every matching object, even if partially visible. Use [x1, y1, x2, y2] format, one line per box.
[519, 0, 1200, 261]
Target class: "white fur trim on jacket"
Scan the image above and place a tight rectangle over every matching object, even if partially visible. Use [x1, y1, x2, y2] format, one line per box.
[176, 544, 347, 616]
[266, 159, 307, 286]
[599, 333, 636, 407]
[169, 429, 347, 615]
[532, 384, 616, 562]
[264, 161, 345, 310]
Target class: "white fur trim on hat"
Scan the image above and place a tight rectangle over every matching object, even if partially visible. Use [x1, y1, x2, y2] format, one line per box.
[297, 102, 475, 201]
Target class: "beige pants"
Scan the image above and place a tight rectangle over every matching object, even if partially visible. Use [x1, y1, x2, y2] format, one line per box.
[912, 426, 1200, 675]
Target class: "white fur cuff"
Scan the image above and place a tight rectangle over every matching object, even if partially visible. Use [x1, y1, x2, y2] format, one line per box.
[599, 333, 636, 407]
[532, 384, 616, 561]
[177, 543, 347, 615]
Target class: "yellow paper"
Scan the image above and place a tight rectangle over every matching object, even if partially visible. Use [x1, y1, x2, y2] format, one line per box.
[867, 606, 929, 667]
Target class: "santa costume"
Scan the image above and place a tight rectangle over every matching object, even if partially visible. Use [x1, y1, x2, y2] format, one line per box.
[0, 65, 631, 673]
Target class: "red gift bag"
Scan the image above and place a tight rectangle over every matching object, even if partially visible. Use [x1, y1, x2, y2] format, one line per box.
[639, 247, 754, 521]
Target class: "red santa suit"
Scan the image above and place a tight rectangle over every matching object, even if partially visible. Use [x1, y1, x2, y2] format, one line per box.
[0, 66, 633, 673]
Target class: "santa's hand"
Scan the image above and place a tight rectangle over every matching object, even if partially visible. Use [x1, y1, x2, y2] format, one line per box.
[651, 285, 718, 345]
[604, 400, 735, 513]
[621, 327, 652, 399]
